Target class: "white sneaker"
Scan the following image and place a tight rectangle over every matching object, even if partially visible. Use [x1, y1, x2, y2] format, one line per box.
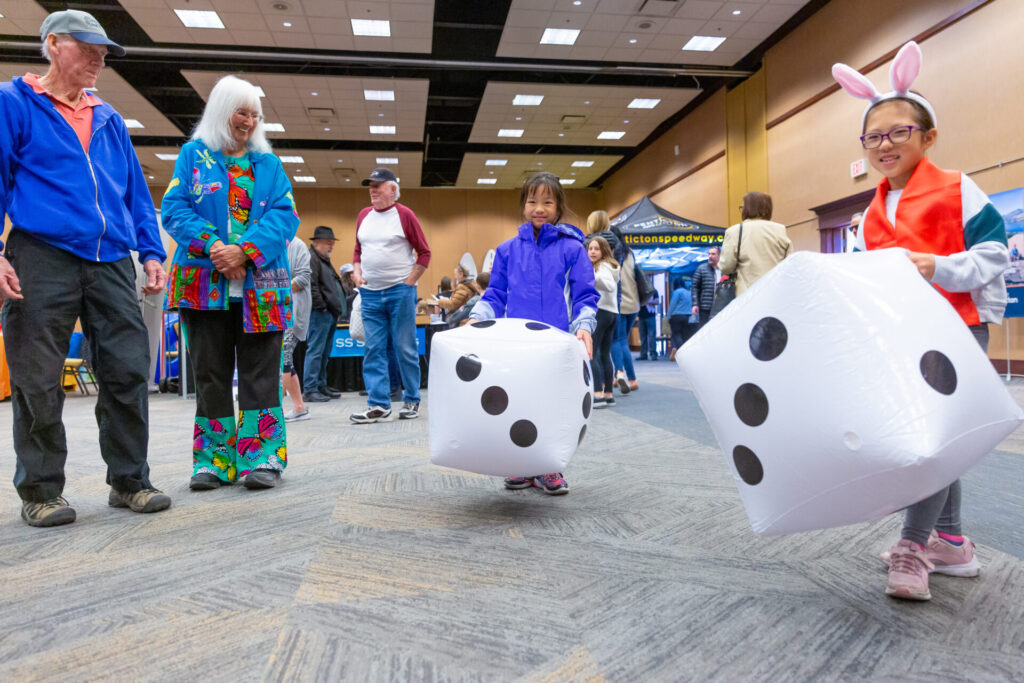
[284, 408, 310, 422]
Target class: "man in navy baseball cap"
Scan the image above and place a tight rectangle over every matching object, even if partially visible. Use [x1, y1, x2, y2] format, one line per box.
[362, 167, 398, 186]
[40, 9, 126, 57]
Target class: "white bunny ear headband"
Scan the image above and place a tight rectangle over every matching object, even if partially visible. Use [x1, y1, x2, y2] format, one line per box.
[831, 41, 936, 129]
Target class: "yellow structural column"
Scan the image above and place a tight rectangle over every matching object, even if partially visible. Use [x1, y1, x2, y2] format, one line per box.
[726, 69, 769, 225]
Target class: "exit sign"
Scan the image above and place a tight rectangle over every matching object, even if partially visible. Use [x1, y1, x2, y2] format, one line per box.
[850, 158, 867, 178]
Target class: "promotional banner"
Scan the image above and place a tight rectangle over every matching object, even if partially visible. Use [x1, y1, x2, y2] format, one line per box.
[992, 188, 1024, 318]
[331, 326, 427, 358]
[611, 196, 726, 248]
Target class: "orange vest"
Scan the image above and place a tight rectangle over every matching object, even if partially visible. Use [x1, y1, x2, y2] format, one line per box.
[862, 157, 979, 325]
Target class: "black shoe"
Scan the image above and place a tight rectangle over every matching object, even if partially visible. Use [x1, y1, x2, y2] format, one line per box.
[322, 387, 342, 398]
[304, 392, 331, 402]
[243, 469, 280, 490]
[190, 472, 224, 491]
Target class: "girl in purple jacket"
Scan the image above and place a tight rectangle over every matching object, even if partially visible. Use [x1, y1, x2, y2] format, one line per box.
[469, 172, 599, 495]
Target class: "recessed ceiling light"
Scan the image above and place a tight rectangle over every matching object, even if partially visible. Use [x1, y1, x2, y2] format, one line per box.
[293, 176, 317, 183]
[628, 98, 661, 109]
[0, 13, 5, 18]
[597, 131, 625, 140]
[513, 94, 544, 106]
[477, 178, 498, 185]
[155, 153, 178, 161]
[337, 159, 344, 163]
[377, 157, 399, 164]
[323, 127, 331, 131]
[498, 129, 524, 138]
[378, 113, 385, 117]
[489, 171, 494, 174]
[352, 19, 391, 37]
[283, 22, 292, 27]
[370, 125, 397, 134]
[623, 120, 630, 124]
[558, 133, 564, 137]
[515, 117, 522, 121]
[537, 162, 543, 166]
[174, 9, 225, 29]
[561, 179, 576, 185]
[345, 178, 351, 182]
[572, 160, 594, 167]
[683, 35, 727, 51]
[311, 91, 318, 96]
[485, 159, 508, 166]
[278, 155, 305, 163]
[263, 122, 285, 132]
[148, 175, 154, 179]
[732, 10, 742, 15]
[574, 1, 583, 5]
[571, 172, 576, 175]
[584, 100, 590, 105]
[364, 89, 395, 101]
[540, 28, 580, 45]
[124, 119, 144, 129]
[628, 38, 637, 44]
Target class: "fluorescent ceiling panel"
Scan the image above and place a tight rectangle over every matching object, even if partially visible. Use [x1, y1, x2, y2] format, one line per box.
[682, 36, 727, 51]
[376, 157, 399, 164]
[369, 125, 397, 134]
[364, 89, 395, 101]
[571, 160, 594, 167]
[351, 19, 391, 37]
[124, 119, 145, 129]
[597, 131, 625, 140]
[477, 178, 498, 185]
[263, 122, 286, 132]
[293, 176, 317, 182]
[498, 129, 524, 137]
[628, 98, 661, 109]
[485, 159, 508, 166]
[278, 156, 305, 163]
[174, 9, 225, 29]
[155, 153, 179, 161]
[512, 94, 544, 106]
[540, 28, 580, 45]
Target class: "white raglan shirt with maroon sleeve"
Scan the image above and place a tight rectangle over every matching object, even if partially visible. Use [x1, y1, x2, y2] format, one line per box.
[357, 205, 415, 290]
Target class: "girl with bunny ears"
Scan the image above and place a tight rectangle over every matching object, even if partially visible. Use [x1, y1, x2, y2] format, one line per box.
[833, 41, 1009, 601]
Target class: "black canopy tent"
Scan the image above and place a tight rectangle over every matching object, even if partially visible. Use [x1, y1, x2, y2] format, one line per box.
[610, 196, 726, 248]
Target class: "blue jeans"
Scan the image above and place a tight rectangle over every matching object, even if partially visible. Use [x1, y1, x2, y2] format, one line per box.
[360, 284, 420, 408]
[302, 309, 335, 394]
[638, 315, 657, 359]
[611, 312, 637, 380]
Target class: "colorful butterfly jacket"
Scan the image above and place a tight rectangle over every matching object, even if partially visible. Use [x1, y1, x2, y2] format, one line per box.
[162, 139, 300, 333]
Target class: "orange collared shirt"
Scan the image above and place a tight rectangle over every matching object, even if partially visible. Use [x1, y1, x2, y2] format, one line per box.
[23, 73, 100, 153]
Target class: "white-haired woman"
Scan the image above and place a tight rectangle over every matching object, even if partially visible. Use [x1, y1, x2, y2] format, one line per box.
[162, 75, 299, 491]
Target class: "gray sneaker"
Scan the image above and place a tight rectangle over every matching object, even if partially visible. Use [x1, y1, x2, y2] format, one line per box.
[284, 408, 310, 422]
[108, 487, 172, 513]
[21, 496, 76, 527]
[350, 406, 392, 424]
[398, 402, 420, 420]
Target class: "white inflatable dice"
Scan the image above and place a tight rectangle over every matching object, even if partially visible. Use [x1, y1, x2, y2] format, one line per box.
[429, 318, 593, 476]
[678, 249, 1023, 536]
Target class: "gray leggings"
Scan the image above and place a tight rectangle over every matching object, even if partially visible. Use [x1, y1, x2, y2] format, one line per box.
[901, 324, 988, 546]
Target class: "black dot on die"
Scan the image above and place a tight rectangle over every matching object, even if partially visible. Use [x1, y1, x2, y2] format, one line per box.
[510, 420, 537, 448]
[582, 392, 592, 419]
[471, 320, 496, 328]
[733, 446, 764, 486]
[481, 386, 508, 415]
[734, 383, 769, 427]
[578, 425, 587, 445]
[583, 360, 591, 386]
[525, 322, 550, 331]
[920, 350, 957, 395]
[750, 317, 788, 361]
[455, 354, 481, 382]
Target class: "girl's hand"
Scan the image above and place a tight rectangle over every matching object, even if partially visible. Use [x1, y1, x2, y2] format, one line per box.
[907, 252, 936, 280]
[576, 329, 593, 360]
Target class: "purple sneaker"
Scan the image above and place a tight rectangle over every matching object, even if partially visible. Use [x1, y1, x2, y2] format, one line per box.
[535, 473, 569, 495]
[504, 476, 535, 490]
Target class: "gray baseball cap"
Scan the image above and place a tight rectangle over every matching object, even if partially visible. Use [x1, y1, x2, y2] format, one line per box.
[40, 10, 126, 58]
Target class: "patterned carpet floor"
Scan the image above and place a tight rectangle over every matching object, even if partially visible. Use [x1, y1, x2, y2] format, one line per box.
[1, 362, 1023, 682]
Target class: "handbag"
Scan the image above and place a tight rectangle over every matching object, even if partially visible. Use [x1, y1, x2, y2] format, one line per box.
[710, 222, 743, 317]
[349, 291, 364, 342]
[633, 258, 655, 305]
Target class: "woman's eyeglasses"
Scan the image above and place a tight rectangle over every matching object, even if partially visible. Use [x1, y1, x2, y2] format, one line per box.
[859, 125, 922, 150]
[233, 109, 264, 123]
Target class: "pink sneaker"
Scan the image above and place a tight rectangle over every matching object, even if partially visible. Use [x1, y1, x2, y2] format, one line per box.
[879, 531, 981, 577]
[886, 539, 934, 600]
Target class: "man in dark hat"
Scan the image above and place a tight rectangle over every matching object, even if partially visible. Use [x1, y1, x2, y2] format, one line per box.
[350, 168, 431, 423]
[0, 10, 170, 527]
[303, 226, 346, 402]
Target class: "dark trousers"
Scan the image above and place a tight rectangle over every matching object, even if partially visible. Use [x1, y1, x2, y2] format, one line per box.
[698, 309, 712, 328]
[591, 309, 617, 393]
[302, 309, 335, 394]
[179, 304, 282, 416]
[638, 315, 657, 359]
[669, 315, 694, 351]
[1, 231, 153, 502]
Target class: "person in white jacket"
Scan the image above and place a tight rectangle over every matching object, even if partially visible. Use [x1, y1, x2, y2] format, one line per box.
[586, 235, 620, 407]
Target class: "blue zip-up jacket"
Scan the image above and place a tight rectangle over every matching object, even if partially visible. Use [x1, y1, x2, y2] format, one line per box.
[471, 222, 598, 334]
[0, 77, 165, 263]
[161, 139, 299, 333]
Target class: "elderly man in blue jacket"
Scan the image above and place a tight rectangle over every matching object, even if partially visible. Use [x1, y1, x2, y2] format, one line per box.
[0, 10, 171, 527]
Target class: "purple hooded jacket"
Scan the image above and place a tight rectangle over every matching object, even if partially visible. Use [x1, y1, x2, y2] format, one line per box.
[470, 222, 598, 333]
